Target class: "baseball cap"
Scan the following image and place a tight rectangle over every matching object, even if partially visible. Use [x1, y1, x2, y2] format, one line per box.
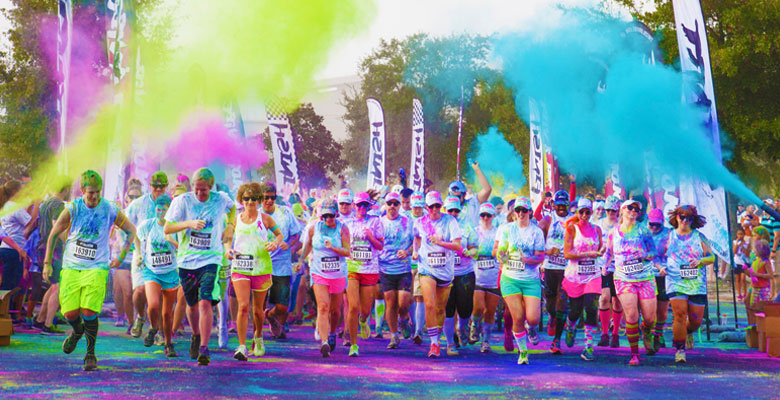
[411, 192, 425, 208]
[577, 198, 593, 210]
[449, 180, 466, 194]
[425, 191, 443, 207]
[553, 190, 570, 206]
[337, 189, 354, 204]
[391, 185, 404, 195]
[354, 191, 372, 205]
[479, 202, 496, 216]
[320, 200, 338, 216]
[513, 196, 532, 211]
[648, 208, 664, 224]
[593, 200, 605, 210]
[444, 196, 462, 211]
[604, 195, 621, 210]
[385, 192, 401, 204]
[621, 199, 642, 210]
[150, 171, 168, 186]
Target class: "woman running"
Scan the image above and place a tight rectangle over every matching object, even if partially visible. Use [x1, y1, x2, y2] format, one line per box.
[562, 198, 603, 361]
[495, 197, 546, 365]
[412, 191, 462, 358]
[408, 192, 428, 345]
[604, 199, 657, 366]
[229, 183, 284, 360]
[647, 208, 671, 352]
[443, 196, 478, 356]
[662, 205, 714, 363]
[133, 194, 180, 357]
[299, 201, 350, 357]
[597, 195, 622, 348]
[469, 203, 501, 353]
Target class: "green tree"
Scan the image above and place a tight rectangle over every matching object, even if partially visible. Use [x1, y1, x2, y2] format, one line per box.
[611, 0, 780, 196]
[261, 102, 347, 190]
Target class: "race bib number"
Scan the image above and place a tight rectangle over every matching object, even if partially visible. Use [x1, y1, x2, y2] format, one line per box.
[151, 251, 174, 267]
[548, 254, 566, 267]
[190, 231, 212, 250]
[577, 259, 597, 275]
[455, 256, 462, 266]
[427, 252, 446, 268]
[321, 256, 341, 272]
[680, 263, 699, 279]
[351, 245, 372, 262]
[621, 258, 644, 275]
[74, 240, 97, 261]
[231, 254, 254, 273]
[476, 256, 495, 270]
[507, 255, 525, 271]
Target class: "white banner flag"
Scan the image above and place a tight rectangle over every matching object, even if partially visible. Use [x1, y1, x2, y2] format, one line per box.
[103, 0, 129, 203]
[528, 99, 544, 208]
[57, 0, 72, 175]
[673, 0, 729, 260]
[366, 98, 386, 191]
[410, 98, 425, 193]
[266, 105, 299, 194]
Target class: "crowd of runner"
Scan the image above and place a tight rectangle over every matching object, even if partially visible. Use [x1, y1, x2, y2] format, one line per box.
[1, 164, 779, 371]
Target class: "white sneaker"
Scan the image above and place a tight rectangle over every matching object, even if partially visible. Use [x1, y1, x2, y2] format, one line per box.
[233, 345, 248, 361]
[253, 337, 265, 356]
[675, 349, 686, 363]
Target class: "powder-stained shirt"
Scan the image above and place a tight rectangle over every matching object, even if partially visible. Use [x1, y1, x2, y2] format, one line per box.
[165, 191, 234, 271]
[414, 213, 462, 281]
[261, 205, 301, 276]
[496, 223, 545, 281]
[378, 214, 414, 275]
[665, 230, 707, 295]
[346, 215, 384, 274]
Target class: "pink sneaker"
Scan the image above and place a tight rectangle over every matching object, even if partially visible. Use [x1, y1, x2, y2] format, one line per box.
[629, 353, 640, 366]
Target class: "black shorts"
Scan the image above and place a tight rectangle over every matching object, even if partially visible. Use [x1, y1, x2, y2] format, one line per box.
[179, 264, 220, 307]
[601, 272, 617, 297]
[475, 285, 501, 297]
[380, 272, 412, 293]
[655, 276, 668, 302]
[542, 268, 565, 299]
[268, 275, 291, 306]
[29, 271, 50, 303]
[733, 264, 746, 275]
[419, 273, 453, 288]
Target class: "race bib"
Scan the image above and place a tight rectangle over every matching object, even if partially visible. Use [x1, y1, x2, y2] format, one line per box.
[74, 240, 97, 261]
[680, 263, 699, 279]
[427, 252, 446, 268]
[507, 255, 525, 271]
[476, 256, 495, 270]
[621, 258, 644, 275]
[577, 258, 597, 275]
[455, 256, 462, 266]
[190, 231, 212, 250]
[321, 256, 341, 272]
[351, 245, 372, 262]
[231, 254, 254, 273]
[151, 251, 174, 267]
[548, 254, 566, 267]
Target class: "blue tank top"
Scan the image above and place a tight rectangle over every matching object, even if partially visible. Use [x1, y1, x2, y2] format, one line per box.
[310, 220, 347, 279]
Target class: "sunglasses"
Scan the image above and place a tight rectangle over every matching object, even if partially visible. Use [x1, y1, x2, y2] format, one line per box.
[480, 213, 493, 218]
[243, 196, 260, 202]
[263, 195, 277, 201]
[606, 209, 618, 213]
[514, 207, 530, 214]
[448, 209, 461, 214]
[427, 204, 442, 210]
[678, 215, 693, 222]
[126, 194, 140, 201]
[578, 209, 592, 215]
[151, 184, 166, 189]
[386, 201, 400, 207]
[649, 222, 662, 228]
[626, 205, 641, 213]
[339, 202, 352, 206]
[321, 214, 335, 220]
[356, 202, 371, 209]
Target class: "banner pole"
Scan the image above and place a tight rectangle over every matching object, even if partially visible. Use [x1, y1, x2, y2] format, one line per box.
[456, 85, 463, 181]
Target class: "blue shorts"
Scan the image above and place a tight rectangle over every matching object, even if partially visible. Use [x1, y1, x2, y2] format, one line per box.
[142, 267, 180, 291]
[500, 275, 541, 299]
[668, 292, 707, 306]
[179, 264, 220, 306]
[419, 272, 452, 288]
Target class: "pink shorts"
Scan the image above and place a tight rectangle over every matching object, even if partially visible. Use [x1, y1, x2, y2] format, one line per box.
[312, 274, 347, 294]
[614, 278, 656, 300]
[231, 272, 272, 292]
[562, 276, 602, 298]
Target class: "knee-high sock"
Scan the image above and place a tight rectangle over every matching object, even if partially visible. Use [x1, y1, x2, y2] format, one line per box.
[374, 300, 385, 332]
[67, 315, 84, 335]
[653, 321, 664, 338]
[409, 302, 416, 326]
[599, 308, 611, 336]
[458, 316, 470, 338]
[415, 303, 426, 336]
[612, 310, 623, 336]
[82, 314, 99, 355]
[513, 330, 528, 352]
[584, 325, 597, 350]
[444, 317, 456, 346]
[482, 322, 493, 344]
[427, 326, 439, 345]
[554, 311, 566, 341]
[626, 322, 640, 354]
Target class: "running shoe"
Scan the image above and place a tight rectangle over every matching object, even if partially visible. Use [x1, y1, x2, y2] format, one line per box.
[400, 319, 412, 339]
[527, 328, 540, 346]
[165, 343, 177, 358]
[427, 343, 440, 358]
[387, 335, 400, 349]
[610, 334, 620, 348]
[189, 334, 201, 360]
[320, 342, 331, 358]
[154, 332, 164, 346]
[348, 344, 359, 357]
[675, 349, 686, 363]
[343, 339, 351, 347]
[685, 333, 695, 350]
[549, 339, 562, 355]
[83, 354, 98, 371]
[642, 325, 655, 355]
[412, 335, 423, 345]
[42, 325, 65, 335]
[197, 346, 210, 366]
[517, 350, 529, 365]
[277, 331, 287, 340]
[469, 320, 480, 344]
[62, 330, 83, 354]
[359, 319, 370, 339]
[446, 344, 459, 356]
[253, 337, 265, 356]
[565, 327, 576, 348]
[547, 317, 555, 336]
[234, 345, 248, 361]
[228, 321, 237, 333]
[143, 328, 158, 348]
[114, 317, 126, 327]
[328, 335, 337, 352]
[131, 316, 145, 338]
[218, 323, 229, 349]
[597, 334, 609, 347]
[580, 348, 595, 361]
[314, 326, 321, 341]
[33, 320, 46, 330]
[480, 341, 491, 353]
[375, 331, 384, 339]
[266, 309, 282, 338]
[628, 353, 640, 366]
